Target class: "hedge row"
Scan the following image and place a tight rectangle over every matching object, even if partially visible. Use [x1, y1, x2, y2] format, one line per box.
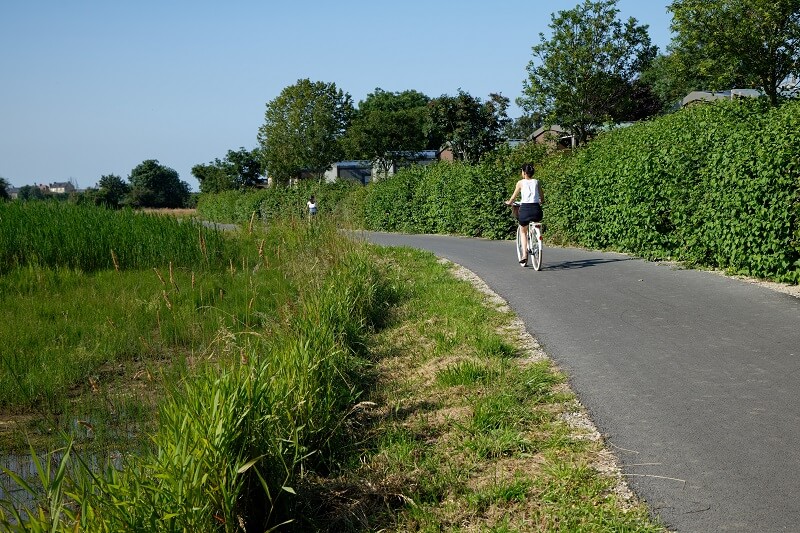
[537, 99, 799, 283]
[196, 100, 797, 283]
[349, 142, 549, 239]
[196, 180, 360, 224]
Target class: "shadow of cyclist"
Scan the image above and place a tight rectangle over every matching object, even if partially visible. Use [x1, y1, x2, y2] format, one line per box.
[545, 257, 631, 270]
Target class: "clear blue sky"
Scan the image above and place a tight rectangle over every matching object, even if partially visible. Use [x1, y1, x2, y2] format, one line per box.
[0, 1, 673, 192]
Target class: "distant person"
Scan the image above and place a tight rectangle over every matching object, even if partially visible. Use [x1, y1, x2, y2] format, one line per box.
[307, 195, 318, 218]
[505, 163, 543, 265]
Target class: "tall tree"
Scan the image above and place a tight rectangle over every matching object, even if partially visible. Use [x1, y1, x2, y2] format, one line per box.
[0, 177, 9, 201]
[668, 0, 800, 105]
[518, 0, 657, 146]
[342, 88, 432, 176]
[192, 147, 264, 193]
[95, 174, 130, 208]
[427, 90, 511, 163]
[257, 79, 354, 184]
[127, 160, 190, 208]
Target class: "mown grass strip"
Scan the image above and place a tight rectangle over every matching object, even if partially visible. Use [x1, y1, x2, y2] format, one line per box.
[293, 246, 665, 532]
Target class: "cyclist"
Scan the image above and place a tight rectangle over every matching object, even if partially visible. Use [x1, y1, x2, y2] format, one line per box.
[307, 195, 318, 218]
[505, 163, 543, 265]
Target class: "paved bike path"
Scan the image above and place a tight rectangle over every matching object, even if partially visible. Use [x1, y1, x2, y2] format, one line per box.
[356, 231, 800, 533]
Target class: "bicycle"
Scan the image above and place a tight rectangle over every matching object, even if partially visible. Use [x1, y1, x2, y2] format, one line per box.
[509, 202, 543, 271]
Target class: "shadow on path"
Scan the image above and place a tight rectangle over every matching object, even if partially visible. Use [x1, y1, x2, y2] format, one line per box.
[545, 257, 631, 270]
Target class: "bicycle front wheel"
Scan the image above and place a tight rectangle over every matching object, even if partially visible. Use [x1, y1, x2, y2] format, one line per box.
[529, 224, 543, 271]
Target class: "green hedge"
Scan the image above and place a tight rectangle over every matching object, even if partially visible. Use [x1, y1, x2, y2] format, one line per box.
[357, 159, 550, 240]
[196, 181, 360, 225]
[537, 99, 799, 283]
[196, 105, 798, 283]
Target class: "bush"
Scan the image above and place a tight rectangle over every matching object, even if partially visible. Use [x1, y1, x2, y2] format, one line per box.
[536, 99, 799, 283]
[196, 181, 362, 225]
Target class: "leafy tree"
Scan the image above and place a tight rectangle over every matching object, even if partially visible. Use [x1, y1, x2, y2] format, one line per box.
[95, 174, 130, 208]
[668, 0, 800, 105]
[127, 160, 190, 208]
[342, 88, 432, 176]
[257, 79, 354, 184]
[427, 90, 511, 163]
[17, 185, 46, 201]
[191, 162, 232, 194]
[192, 147, 264, 193]
[225, 147, 264, 188]
[0, 177, 9, 200]
[518, 0, 657, 145]
[640, 52, 706, 108]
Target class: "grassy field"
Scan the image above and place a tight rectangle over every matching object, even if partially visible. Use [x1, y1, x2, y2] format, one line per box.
[0, 203, 663, 531]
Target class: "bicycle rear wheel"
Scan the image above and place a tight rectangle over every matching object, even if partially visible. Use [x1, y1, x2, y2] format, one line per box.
[529, 224, 543, 271]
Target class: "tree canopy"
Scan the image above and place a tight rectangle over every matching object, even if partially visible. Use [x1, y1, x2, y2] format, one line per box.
[17, 185, 46, 201]
[95, 174, 130, 208]
[127, 160, 190, 208]
[192, 147, 264, 193]
[518, 0, 657, 145]
[668, 0, 800, 105]
[342, 88, 432, 176]
[257, 79, 354, 184]
[427, 90, 511, 164]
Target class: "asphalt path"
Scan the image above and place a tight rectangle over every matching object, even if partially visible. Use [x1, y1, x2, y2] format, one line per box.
[354, 231, 800, 533]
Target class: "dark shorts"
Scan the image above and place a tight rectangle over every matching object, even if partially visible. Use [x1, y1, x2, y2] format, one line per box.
[518, 203, 542, 225]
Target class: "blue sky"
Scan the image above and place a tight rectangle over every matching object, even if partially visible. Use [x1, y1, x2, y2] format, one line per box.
[1, 1, 673, 192]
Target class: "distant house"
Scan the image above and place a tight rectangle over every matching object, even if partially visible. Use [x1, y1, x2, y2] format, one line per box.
[323, 150, 441, 184]
[324, 160, 373, 184]
[46, 181, 76, 194]
[7, 187, 19, 199]
[681, 88, 762, 107]
[530, 124, 575, 149]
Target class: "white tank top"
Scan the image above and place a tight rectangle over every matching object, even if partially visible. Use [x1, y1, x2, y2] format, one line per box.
[520, 179, 540, 203]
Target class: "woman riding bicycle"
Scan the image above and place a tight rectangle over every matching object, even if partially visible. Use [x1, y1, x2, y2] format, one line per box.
[505, 163, 543, 265]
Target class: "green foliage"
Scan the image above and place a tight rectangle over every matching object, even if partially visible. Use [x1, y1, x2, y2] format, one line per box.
[192, 147, 264, 193]
[127, 159, 191, 208]
[342, 88, 433, 174]
[0, 201, 233, 273]
[668, 0, 800, 105]
[354, 158, 540, 240]
[538, 98, 800, 283]
[196, 180, 361, 225]
[428, 90, 511, 163]
[519, 0, 658, 144]
[0, 177, 9, 201]
[0, 219, 392, 531]
[257, 79, 355, 183]
[336, 98, 797, 284]
[94, 174, 130, 208]
[17, 185, 47, 201]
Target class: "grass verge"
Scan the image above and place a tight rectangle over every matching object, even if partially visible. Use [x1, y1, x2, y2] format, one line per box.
[294, 246, 665, 532]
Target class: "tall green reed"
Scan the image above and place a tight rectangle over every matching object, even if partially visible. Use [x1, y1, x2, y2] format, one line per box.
[1, 216, 392, 531]
[0, 201, 234, 273]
